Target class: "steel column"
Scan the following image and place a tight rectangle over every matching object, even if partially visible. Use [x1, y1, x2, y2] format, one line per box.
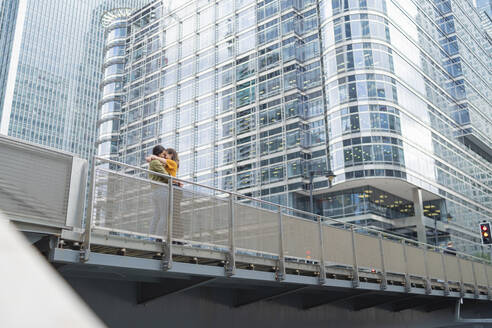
[80, 159, 96, 263]
[276, 207, 286, 281]
[351, 227, 359, 288]
[457, 257, 465, 297]
[225, 194, 236, 276]
[440, 250, 450, 296]
[162, 178, 174, 270]
[378, 233, 387, 290]
[318, 216, 326, 284]
[422, 246, 432, 295]
[402, 240, 411, 292]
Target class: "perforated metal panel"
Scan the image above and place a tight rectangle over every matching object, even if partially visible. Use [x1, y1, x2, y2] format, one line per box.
[355, 233, 382, 270]
[283, 215, 320, 260]
[323, 226, 353, 265]
[0, 136, 85, 228]
[427, 251, 445, 279]
[444, 255, 462, 283]
[405, 245, 427, 278]
[382, 239, 406, 274]
[235, 203, 279, 255]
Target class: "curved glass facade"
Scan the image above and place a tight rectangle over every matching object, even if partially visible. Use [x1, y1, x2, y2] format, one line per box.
[97, 9, 133, 161]
[99, 0, 492, 255]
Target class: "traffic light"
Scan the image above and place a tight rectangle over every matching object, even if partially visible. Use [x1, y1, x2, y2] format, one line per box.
[480, 222, 492, 245]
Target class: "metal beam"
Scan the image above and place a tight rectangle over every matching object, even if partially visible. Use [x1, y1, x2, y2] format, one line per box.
[302, 291, 375, 310]
[392, 297, 438, 312]
[424, 299, 458, 312]
[234, 286, 310, 308]
[352, 295, 418, 311]
[137, 277, 215, 304]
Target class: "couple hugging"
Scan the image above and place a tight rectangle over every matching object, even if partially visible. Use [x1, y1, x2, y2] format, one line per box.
[147, 145, 182, 236]
[147, 145, 180, 185]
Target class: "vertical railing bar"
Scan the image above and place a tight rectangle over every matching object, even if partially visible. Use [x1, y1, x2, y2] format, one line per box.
[162, 178, 173, 270]
[378, 233, 387, 290]
[441, 250, 450, 296]
[80, 159, 97, 263]
[402, 239, 411, 292]
[277, 206, 286, 281]
[471, 261, 479, 298]
[318, 215, 326, 284]
[422, 246, 432, 294]
[351, 226, 359, 288]
[457, 256, 465, 297]
[135, 168, 140, 235]
[225, 193, 236, 276]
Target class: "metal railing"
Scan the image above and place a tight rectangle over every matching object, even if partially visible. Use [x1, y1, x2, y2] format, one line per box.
[82, 157, 492, 296]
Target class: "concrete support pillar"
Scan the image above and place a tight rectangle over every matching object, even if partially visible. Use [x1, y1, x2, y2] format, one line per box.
[412, 188, 427, 244]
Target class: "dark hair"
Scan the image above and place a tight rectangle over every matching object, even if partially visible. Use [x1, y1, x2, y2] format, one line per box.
[152, 145, 166, 156]
[166, 148, 179, 168]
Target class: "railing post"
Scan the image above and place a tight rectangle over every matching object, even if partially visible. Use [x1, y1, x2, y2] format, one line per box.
[80, 159, 96, 263]
[225, 194, 236, 277]
[471, 261, 479, 298]
[162, 178, 173, 270]
[318, 216, 326, 284]
[457, 256, 465, 297]
[402, 240, 411, 292]
[441, 250, 450, 296]
[422, 246, 432, 295]
[350, 226, 359, 288]
[276, 207, 285, 281]
[378, 233, 387, 290]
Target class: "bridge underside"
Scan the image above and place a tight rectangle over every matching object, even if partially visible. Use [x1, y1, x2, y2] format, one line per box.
[50, 247, 492, 328]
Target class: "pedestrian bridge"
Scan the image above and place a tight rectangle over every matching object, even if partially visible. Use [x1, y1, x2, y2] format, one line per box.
[1, 135, 492, 324]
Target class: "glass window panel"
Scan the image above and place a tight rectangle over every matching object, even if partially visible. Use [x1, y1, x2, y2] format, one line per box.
[162, 88, 177, 109]
[165, 24, 179, 45]
[180, 59, 195, 79]
[218, 40, 234, 63]
[161, 111, 175, 134]
[181, 37, 195, 58]
[199, 27, 215, 49]
[180, 80, 195, 103]
[218, 18, 234, 39]
[198, 49, 215, 72]
[198, 72, 215, 96]
[182, 16, 196, 36]
[238, 7, 255, 30]
[197, 96, 215, 120]
[162, 65, 178, 88]
[238, 30, 256, 54]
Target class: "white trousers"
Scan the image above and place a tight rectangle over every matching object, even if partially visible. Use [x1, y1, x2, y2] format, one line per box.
[149, 186, 168, 237]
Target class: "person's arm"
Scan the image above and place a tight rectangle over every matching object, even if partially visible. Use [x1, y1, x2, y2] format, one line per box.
[149, 160, 167, 175]
[146, 155, 168, 166]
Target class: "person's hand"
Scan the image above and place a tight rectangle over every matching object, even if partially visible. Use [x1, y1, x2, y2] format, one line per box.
[145, 156, 153, 163]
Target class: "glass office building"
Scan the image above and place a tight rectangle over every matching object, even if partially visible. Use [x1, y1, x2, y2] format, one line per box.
[0, 0, 150, 160]
[0, 0, 20, 119]
[476, 0, 492, 41]
[98, 0, 492, 254]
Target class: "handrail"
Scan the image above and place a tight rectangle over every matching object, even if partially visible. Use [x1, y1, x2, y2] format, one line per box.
[92, 156, 491, 265]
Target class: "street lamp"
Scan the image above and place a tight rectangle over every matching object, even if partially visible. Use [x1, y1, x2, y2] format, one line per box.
[309, 170, 336, 214]
[326, 169, 335, 187]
